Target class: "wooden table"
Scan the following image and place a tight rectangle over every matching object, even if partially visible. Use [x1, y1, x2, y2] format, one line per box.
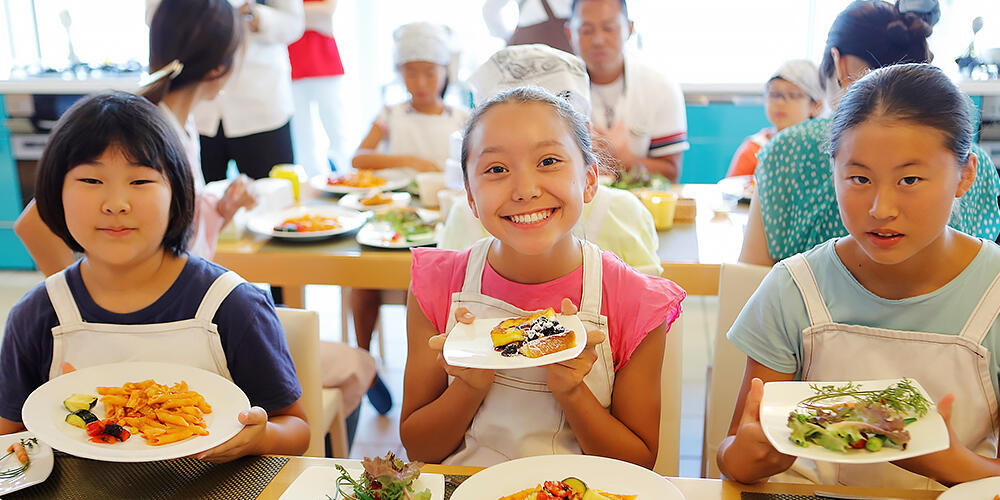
[256, 456, 942, 499]
[214, 185, 747, 307]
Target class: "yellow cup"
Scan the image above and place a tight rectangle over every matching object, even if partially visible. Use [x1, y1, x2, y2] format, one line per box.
[269, 164, 306, 202]
[638, 190, 678, 230]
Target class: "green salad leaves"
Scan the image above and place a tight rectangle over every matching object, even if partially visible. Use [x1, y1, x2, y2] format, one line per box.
[332, 452, 431, 500]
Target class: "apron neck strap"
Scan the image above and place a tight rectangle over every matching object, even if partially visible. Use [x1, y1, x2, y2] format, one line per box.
[784, 254, 833, 326]
[959, 271, 1000, 344]
[579, 240, 604, 314]
[460, 237, 494, 294]
[194, 271, 246, 322]
[45, 270, 83, 327]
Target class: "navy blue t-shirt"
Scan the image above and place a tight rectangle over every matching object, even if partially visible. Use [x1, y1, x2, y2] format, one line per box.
[0, 256, 302, 422]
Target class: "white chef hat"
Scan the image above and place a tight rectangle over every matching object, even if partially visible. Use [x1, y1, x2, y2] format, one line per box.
[393, 22, 452, 67]
[468, 44, 591, 117]
[769, 59, 824, 103]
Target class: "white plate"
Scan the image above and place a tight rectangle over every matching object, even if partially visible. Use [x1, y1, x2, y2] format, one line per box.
[356, 222, 437, 249]
[451, 454, 684, 499]
[21, 362, 250, 462]
[338, 191, 412, 211]
[938, 476, 1000, 499]
[278, 462, 445, 500]
[309, 168, 415, 194]
[0, 431, 54, 496]
[247, 205, 368, 241]
[443, 314, 587, 369]
[717, 175, 754, 203]
[760, 378, 949, 464]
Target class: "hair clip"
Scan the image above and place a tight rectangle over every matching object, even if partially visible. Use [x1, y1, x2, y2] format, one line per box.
[139, 59, 184, 88]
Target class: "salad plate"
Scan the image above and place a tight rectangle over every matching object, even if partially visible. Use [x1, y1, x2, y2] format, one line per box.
[937, 476, 1000, 499]
[0, 431, 53, 496]
[443, 313, 587, 370]
[451, 454, 684, 499]
[760, 378, 949, 464]
[356, 208, 439, 249]
[278, 456, 444, 500]
[310, 168, 414, 195]
[21, 362, 249, 462]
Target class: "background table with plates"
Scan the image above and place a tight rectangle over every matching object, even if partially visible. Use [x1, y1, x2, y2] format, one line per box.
[213, 184, 748, 307]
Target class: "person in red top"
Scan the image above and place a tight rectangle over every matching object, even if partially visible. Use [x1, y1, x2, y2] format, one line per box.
[726, 60, 823, 178]
[288, 0, 346, 176]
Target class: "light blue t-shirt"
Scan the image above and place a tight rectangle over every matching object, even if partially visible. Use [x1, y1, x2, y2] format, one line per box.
[727, 238, 1000, 397]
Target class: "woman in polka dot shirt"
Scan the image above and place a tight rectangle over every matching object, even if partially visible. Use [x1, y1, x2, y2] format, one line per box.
[739, 0, 1000, 265]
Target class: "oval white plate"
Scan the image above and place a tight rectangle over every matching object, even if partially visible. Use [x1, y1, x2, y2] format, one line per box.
[247, 205, 367, 241]
[452, 454, 684, 499]
[760, 378, 949, 464]
[938, 476, 1000, 499]
[356, 222, 437, 249]
[278, 462, 444, 500]
[443, 314, 587, 369]
[0, 431, 54, 496]
[22, 362, 250, 462]
[309, 168, 414, 194]
[338, 191, 412, 211]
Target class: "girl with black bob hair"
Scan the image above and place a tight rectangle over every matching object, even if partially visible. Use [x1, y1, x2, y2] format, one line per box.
[721, 63, 1000, 488]
[0, 90, 311, 462]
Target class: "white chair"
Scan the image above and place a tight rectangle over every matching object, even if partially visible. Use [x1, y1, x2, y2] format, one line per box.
[653, 314, 683, 476]
[700, 263, 771, 478]
[276, 307, 348, 458]
[340, 288, 403, 359]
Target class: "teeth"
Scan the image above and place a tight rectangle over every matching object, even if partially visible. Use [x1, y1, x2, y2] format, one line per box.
[874, 232, 900, 237]
[509, 210, 552, 224]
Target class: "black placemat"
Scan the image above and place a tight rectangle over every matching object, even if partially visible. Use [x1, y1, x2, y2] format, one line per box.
[741, 493, 823, 500]
[444, 474, 471, 499]
[6, 452, 288, 500]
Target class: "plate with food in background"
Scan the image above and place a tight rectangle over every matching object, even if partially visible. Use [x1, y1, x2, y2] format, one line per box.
[759, 378, 948, 464]
[0, 431, 53, 496]
[338, 191, 413, 212]
[357, 207, 438, 249]
[21, 362, 250, 462]
[310, 168, 414, 194]
[451, 454, 684, 499]
[278, 453, 444, 500]
[936, 476, 1000, 499]
[247, 205, 367, 241]
[443, 308, 587, 369]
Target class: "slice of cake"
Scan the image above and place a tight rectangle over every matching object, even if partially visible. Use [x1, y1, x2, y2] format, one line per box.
[519, 330, 576, 358]
[490, 308, 576, 358]
[490, 308, 556, 348]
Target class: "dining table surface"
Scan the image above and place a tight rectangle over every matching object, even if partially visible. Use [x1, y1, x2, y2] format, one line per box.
[254, 455, 946, 499]
[213, 183, 749, 307]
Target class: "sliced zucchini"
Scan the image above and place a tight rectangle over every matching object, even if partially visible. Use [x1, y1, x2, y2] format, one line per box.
[65, 409, 98, 429]
[562, 477, 587, 494]
[64, 394, 97, 412]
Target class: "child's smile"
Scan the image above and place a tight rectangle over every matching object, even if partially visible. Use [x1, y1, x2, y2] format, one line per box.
[503, 208, 556, 226]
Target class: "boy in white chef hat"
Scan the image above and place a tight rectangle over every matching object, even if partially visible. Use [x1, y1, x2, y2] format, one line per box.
[350, 22, 471, 415]
[438, 44, 662, 276]
[727, 59, 823, 177]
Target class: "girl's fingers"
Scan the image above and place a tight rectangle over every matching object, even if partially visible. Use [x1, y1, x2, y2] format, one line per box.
[454, 307, 475, 324]
[936, 394, 955, 425]
[61, 362, 76, 375]
[559, 298, 578, 316]
[585, 329, 606, 347]
[739, 378, 765, 427]
[428, 334, 447, 351]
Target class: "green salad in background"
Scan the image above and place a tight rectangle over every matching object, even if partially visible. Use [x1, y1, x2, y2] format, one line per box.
[373, 209, 436, 243]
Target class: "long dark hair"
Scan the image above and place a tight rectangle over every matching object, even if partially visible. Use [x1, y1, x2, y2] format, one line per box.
[819, 0, 932, 91]
[141, 0, 243, 104]
[829, 63, 973, 166]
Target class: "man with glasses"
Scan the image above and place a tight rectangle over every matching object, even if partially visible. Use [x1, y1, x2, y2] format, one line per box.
[566, 0, 687, 182]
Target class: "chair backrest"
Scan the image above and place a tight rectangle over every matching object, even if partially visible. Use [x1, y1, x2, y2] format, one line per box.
[653, 314, 683, 476]
[275, 307, 325, 457]
[701, 262, 771, 478]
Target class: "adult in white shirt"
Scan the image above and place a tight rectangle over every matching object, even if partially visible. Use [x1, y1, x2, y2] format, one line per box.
[482, 0, 574, 53]
[566, 0, 688, 182]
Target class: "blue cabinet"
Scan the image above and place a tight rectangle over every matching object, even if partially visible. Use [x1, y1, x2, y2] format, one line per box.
[680, 102, 770, 185]
[0, 95, 33, 269]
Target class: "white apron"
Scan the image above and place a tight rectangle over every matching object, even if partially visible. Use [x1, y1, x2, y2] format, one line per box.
[443, 238, 616, 466]
[774, 254, 999, 489]
[44, 269, 242, 382]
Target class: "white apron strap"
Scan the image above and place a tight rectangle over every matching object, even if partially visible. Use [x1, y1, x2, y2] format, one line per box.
[579, 240, 604, 315]
[194, 271, 246, 323]
[959, 271, 1000, 344]
[45, 270, 83, 327]
[460, 238, 494, 294]
[784, 254, 833, 326]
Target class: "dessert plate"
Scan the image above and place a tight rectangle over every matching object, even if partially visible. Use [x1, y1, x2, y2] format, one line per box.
[443, 314, 587, 369]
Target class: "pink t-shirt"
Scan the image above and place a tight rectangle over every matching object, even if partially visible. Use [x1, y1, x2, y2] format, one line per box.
[410, 247, 686, 371]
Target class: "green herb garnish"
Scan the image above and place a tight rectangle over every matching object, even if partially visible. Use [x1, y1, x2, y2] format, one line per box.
[798, 378, 930, 417]
[0, 437, 38, 479]
[330, 453, 431, 500]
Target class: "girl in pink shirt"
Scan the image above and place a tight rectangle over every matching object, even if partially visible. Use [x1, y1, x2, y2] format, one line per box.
[399, 86, 685, 467]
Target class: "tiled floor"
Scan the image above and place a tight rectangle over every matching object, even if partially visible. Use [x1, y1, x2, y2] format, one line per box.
[0, 271, 720, 478]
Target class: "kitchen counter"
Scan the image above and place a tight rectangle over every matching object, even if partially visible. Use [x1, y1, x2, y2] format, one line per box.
[0, 74, 140, 94]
